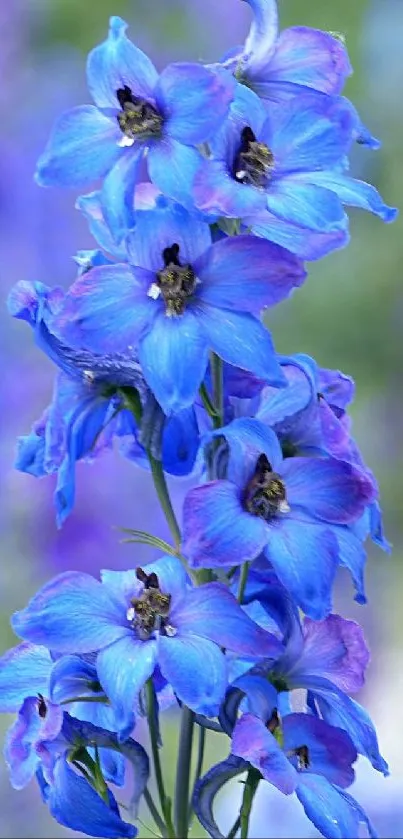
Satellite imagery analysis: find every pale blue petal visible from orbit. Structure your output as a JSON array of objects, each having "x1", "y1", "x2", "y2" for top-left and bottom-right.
[
  {"x1": 292, "y1": 170, "x2": 398, "y2": 223},
  {"x1": 158, "y1": 63, "x2": 234, "y2": 144},
  {"x1": 266, "y1": 180, "x2": 345, "y2": 232},
  {"x1": 97, "y1": 636, "x2": 158, "y2": 741},
  {"x1": 126, "y1": 199, "x2": 211, "y2": 271},
  {"x1": 101, "y1": 148, "x2": 144, "y2": 244},
  {"x1": 158, "y1": 633, "x2": 227, "y2": 716},
  {"x1": 296, "y1": 774, "x2": 362, "y2": 839},
  {"x1": 242, "y1": 0, "x2": 278, "y2": 75},
  {"x1": 249, "y1": 209, "x2": 349, "y2": 260},
  {"x1": 148, "y1": 138, "x2": 203, "y2": 211},
  {"x1": 0, "y1": 644, "x2": 52, "y2": 712}
]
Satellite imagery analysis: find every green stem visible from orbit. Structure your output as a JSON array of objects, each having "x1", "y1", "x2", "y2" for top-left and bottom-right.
[
  {"x1": 240, "y1": 768, "x2": 260, "y2": 839},
  {"x1": 144, "y1": 787, "x2": 167, "y2": 838},
  {"x1": 174, "y1": 706, "x2": 195, "y2": 838},
  {"x1": 199, "y1": 382, "x2": 221, "y2": 430},
  {"x1": 237, "y1": 562, "x2": 250, "y2": 604},
  {"x1": 146, "y1": 450, "x2": 181, "y2": 549},
  {"x1": 188, "y1": 723, "x2": 206, "y2": 821},
  {"x1": 146, "y1": 680, "x2": 175, "y2": 837},
  {"x1": 210, "y1": 352, "x2": 224, "y2": 427},
  {"x1": 227, "y1": 815, "x2": 241, "y2": 839}
]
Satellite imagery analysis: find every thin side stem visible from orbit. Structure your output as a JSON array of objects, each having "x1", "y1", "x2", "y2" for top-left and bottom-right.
[
  {"x1": 188, "y1": 723, "x2": 206, "y2": 820},
  {"x1": 227, "y1": 815, "x2": 241, "y2": 838},
  {"x1": 147, "y1": 450, "x2": 181, "y2": 549},
  {"x1": 210, "y1": 352, "x2": 224, "y2": 427},
  {"x1": 240, "y1": 768, "x2": 260, "y2": 839},
  {"x1": 237, "y1": 562, "x2": 250, "y2": 604},
  {"x1": 144, "y1": 787, "x2": 167, "y2": 838},
  {"x1": 174, "y1": 706, "x2": 195, "y2": 838},
  {"x1": 199, "y1": 382, "x2": 221, "y2": 429},
  {"x1": 146, "y1": 679, "x2": 175, "y2": 837}
]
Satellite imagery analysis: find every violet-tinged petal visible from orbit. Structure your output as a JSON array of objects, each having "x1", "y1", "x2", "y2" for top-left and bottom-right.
[
  {"x1": 46, "y1": 756, "x2": 137, "y2": 838},
  {"x1": 334, "y1": 526, "x2": 368, "y2": 605},
  {"x1": 0, "y1": 644, "x2": 52, "y2": 713},
  {"x1": 264, "y1": 518, "x2": 339, "y2": 620},
  {"x1": 172, "y1": 583, "x2": 283, "y2": 659},
  {"x1": 283, "y1": 713, "x2": 357, "y2": 788},
  {"x1": 97, "y1": 636, "x2": 158, "y2": 741},
  {"x1": 5, "y1": 696, "x2": 64, "y2": 790},
  {"x1": 296, "y1": 774, "x2": 366, "y2": 839},
  {"x1": 158, "y1": 63, "x2": 234, "y2": 145},
  {"x1": 87, "y1": 16, "x2": 158, "y2": 109},
  {"x1": 195, "y1": 235, "x2": 306, "y2": 314},
  {"x1": 12, "y1": 572, "x2": 127, "y2": 653},
  {"x1": 281, "y1": 457, "x2": 375, "y2": 524},
  {"x1": 193, "y1": 755, "x2": 248, "y2": 839},
  {"x1": 138, "y1": 309, "x2": 209, "y2": 415},
  {"x1": 158, "y1": 633, "x2": 227, "y2": 717},
  {"x1": 264, "y1": 27, "x2": 352, "y2": 94},
  {"x1": 232, "y1": 713, "x2": 297, "y2": 794},
  {"x1": 289, "y1": 614, "x2": 370, "y2": 694},
  {"x1": 36, "y1": 106, "x2": 122, "y2": 188},
  {"x1": 215, "y1": 417, "x2": 284, "y2": 481},
  {"x1": 195, "y1": 303, "x2": 286, "y2": 387},
  {"x1": 193, "y1": 159, "x2": 268, "y2": 218},
  {"x1": 56, "y1": 263, "x2": 156, "y2": 355},
  {"x1": 182, "y1": 481, "x2": 269, "y2": 569}
]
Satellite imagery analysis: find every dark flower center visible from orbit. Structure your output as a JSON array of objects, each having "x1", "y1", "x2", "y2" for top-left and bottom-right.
[
  {"x1": 266, "y1": 709, "x2": 280, "y2": 734},
  {"x1": 116, "y1": 85, "x2": 162, "y2": 142},
  {"x1": 243, "y1": 453, "x2": 289, "y2": 520},
  {"x1": 233, "y1": 126, "x2": 275, "y2": 188},
  {"x1": 127, "y1": 567, "x2": 174, "y2": 640},
  {"x1": 37, "y1": 694, "x2": 47, "y2": 718},
  {"x1": 290, "y1": 744, "x2": 311, "y2": 771},
  {"x1": 150, "y1": 243, "x2": 198, "y2": 316}
]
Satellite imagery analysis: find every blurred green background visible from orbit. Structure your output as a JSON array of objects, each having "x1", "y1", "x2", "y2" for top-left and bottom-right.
[{"x1": 0, "y1": 0, "x2": 402, "y2": 836}]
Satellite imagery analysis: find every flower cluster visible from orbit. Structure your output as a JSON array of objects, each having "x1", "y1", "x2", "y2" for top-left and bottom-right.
[{"x1": 4, "y1": 2, "x2": 396, "y2": 837}]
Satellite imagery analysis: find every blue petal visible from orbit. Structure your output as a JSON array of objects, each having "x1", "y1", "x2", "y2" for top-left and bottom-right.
[
  {"x1": 72, "y1": 702, "x2": 126, "y2": 787},
  {"x1": 193, "y1": 755, "x2": 248, "y2": 839},
  {"x1": 12, "y1": 572, "x2": 127, "y2": 653},
  {"x1": 280, "y1": 457, "x2": 375, "y2": 524},
  {"x1": 126, "y1": 198, "x2": 211, "y2": 270},
  {"x1": 87, "y1": 16, "x2": 158, "y2": 108},
  {"x1": 293, "y1": 170, "x2": 398, "y2": 223},
  {"x1": 5, "y1": 696, "x2": 63, "y2": 789},
  {"x1": 49, "y1": 655, "x2": 100, "y2": 704},
  {"x1": 76, "y1": 192, "x2": 126, "y2": 259},
  {"x1": 336, "y1": 789, "x2": 379, "y2": 839},
  {"x1": 182, "y1": 480, "x2": 269, "y2": 569},
  {"x1": 193, "y1": 159, "x2": 267, "y2": 218},
  {"x1": 158, "y1": 633, "x2": 227, "y2": 716},
  {"x1": 242, "y1": 0, "x2": 278, "y2": 76},
  {"x1": 148, "y1": 138, "x2": 204, "y2": 211},
  {"x1": 261, "y1": 27, "x2": 352, "y2": 94},
  {"x1": 36, "y1": 106, "x2": 122, "y2": 188},
  {"x1": 249, "y1": 209, "x2": 349, "y2": 259},
  {"x1": 266, "y1": 180, "x2": 345, "y2": 232},
  {"x1": 158, "y1": 63, "x2": 234, "y2": 145},
  {"x1": 283, "y1": 713, "x2": 357, "y2": 788},
  {"x1": 195, "y1": 235, "x2": 306, "y2": 314},
  {"x1": 101, "y1": 148, "x2": 144, "y2": 245},
  {"x1": 270, "y1": 94, "x2": 355, "y2": 172},
  {"x1": 211, "y1": 417, "x2": 284, "y2": 485},
  {"x1": 195, "y1": 303, "x2": 286, "y2": 386},
  {"x1": 256, "y1": 357, "x2": 315, "y2": 427},
  {"x1": 162, "y1": 407, "x2": 200, "y2": 476},
  {"x1": 296, "y1": 774, "x2": 365, "y2": 839},
  {"x1": 264, "y1": 518, "x2": 339, "y2": 619},
  {"x1": 172, "y1": 583, "x2": 283, "y2": 659},
  {"x1": 232, "y1": 673, "x2": 278, "y2": 721},
  {"x1": 307, "y1": 678, "x2": 389, "y2": 776},
  {"x1": 15, "y1": 431, "x2": 46, "y2": 477},
  {"x1": 333, "y1": 526, "x2": 367, "y2": 604},
  {"x1": 139, "y1": 309, "x2": 209, "y2": 414},
  {"x1": 57, "y1": 263, "x2": 156, "y2": 355},
  {"x1": 232, "y1": 713, "x2": 297, "y2": 793},
  {"x1": 0, "y1": 643, "x2": 52, "y2": 712},
  {"x1": 46, "y1": 757, "x2": 136, "y2": 838},
  {"x1": 138, "y1": 554, "x2": 188, "y2": 609},
  {"x1": 97, "y1": 636, "x2": 158, "y2": 741}
]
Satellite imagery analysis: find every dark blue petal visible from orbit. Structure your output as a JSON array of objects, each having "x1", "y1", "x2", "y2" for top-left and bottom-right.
[
  {"x1": 283, "y1": 713, "x2": 357, "y2": 788},
  {"x1": 158, "y1": 633, "x2": 227, "y2": 716},
  {"x1": 196, "y1": 235, "x2": 306, "y2": 314},
  {"x1": 56, "y1": 264, "x2": 156, "y2": 355},
  {"x1": 148, "y1": 138, "x2": 204, "y2": 211},
  {"x1": 182, "y1": 481, "x2": 269, "y2": 569},
  {"x1": 87, "y1": 16, "x2": 158, "y2": 108},
  {"x1": 97, "y1": 636, "x2": 158, "y2": 741},
  {"x1": 0, "y1": 643, "x2": 52, "y2": 712},
  {"x1": 232, "y1": 713, "x2": 297, "y2": 793},
  {"x1": 333, "y1": 526, "x2": 367, "y2": 604},
  {"x1": 281, "y1": 457, "x2": 376, "y2": 524},
  {"x1": 195, "y1": 303, "x2": 286, "y2": 387},
  {"x1": 232, "y1": 673, "x2": 278, "y2": 721},
  {"x1": 296, "y1": 774, "x2": 365, "y2": 839},
  {"x1": 264, "y1": 518, "x2": 339, "y2": 619},
  {"x1": 12, "y1": 572, "x2": 127, "y2": 653},
  {"x1": 36, "y1": 106, "x2": 122, "y2": 188},
  {"x1": 172, "y1": 583, "x2": 283, "y2": 659},
  {"x1": 158, "y1": 63, "x2": 234, "y2": 144},
  {"x1": 162, "y1": 407, "x2": 200, "y2": 476},
  {"x1": 49, "y1": 655, "x2": 100, "y2": 704},
  {"x1": 139, "y1": 309, "x2": 209, "y2": 414},
  {"x1": 126, "y1": 197, "x2": 211, "y2": 270},
  {"x1": 193, "y1": 755, "x2": 248, "y2": 839},
  {"x1": 46, "y1": 757, "x2": 136, "y2": 838}
]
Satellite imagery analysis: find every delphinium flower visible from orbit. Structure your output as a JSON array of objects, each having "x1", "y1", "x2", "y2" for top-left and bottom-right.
[{"x1": 3, "y1": 1, "x2": 397, "y2": 838}]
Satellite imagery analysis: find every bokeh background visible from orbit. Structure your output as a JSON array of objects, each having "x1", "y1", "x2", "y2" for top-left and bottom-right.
[{"x1": 0, "y1": 0, "x2": 402, "y2": 836}]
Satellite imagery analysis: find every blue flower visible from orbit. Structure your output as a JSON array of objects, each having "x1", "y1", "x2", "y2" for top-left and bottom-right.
[
  {"x1": 53, "y1": 196, "x2": 306, "y2": 414},
  {"x1": 11, "y1": 555, "x2": 283, "y2": 740},
  {"x1": 193, "y1": 84, "x2": 396, "y2": 259},
  {"x1": 182, "y1": 418, "x2": 375, "y2": 618},
  {"x1": 36, "y1": 16, "x2": 235, "y2": 237}
]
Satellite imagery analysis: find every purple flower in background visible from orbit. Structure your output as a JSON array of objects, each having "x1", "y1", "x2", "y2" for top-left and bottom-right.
[{"x1": 11, "y1": 555, "x2": 283, "y2": 739}]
